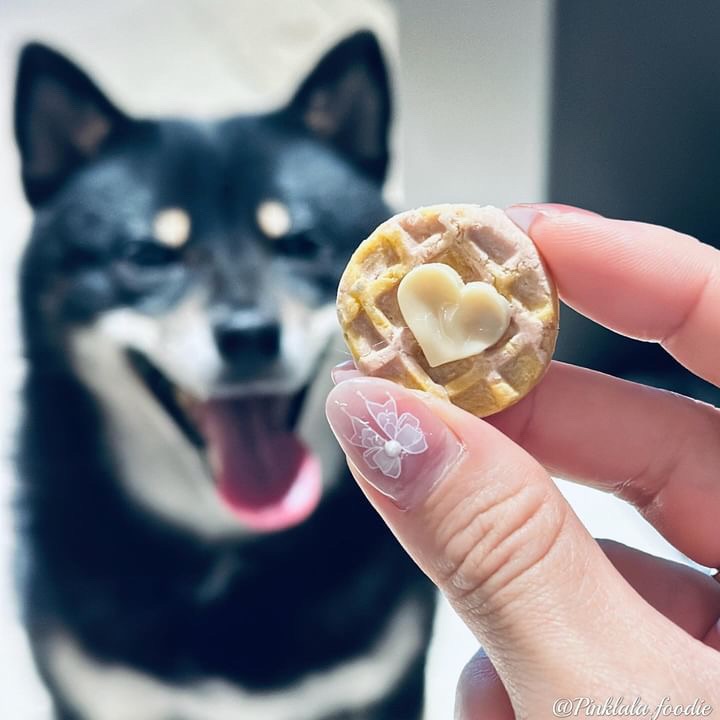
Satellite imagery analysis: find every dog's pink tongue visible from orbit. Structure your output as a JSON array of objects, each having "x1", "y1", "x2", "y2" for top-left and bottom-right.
[{"x1": 199, "y1": 398, "x2": 321, "y2": 532}]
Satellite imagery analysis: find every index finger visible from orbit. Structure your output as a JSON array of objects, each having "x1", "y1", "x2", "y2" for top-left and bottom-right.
[{"x1": 505, "y1": 204, "x2": 720, "y2": 386}]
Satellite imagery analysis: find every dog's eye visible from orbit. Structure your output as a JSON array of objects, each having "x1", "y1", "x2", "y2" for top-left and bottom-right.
[
  {"x1": 255, "y1": 199, "x2": 321, "y2": 258},
  {"x1": 120, "y1": 240, "x2": 179, "y2": 267},
  {"x1": 256, "y1": 200, "x2": 292, "y2": 239}
]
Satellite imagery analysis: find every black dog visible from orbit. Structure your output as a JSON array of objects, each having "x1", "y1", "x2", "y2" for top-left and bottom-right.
[{"x1": 13, "y1": 32, "x2": 436, "y2": 720}]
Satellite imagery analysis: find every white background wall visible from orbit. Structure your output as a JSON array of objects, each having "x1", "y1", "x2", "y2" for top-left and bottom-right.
[{"x1": 394, "y1": 0, "x2": 551, "y2": 207}]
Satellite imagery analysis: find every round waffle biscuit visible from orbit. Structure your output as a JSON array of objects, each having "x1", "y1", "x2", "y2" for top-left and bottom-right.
[{"x1": 336, "y1": 204, "x2": 559, "y2": 417}]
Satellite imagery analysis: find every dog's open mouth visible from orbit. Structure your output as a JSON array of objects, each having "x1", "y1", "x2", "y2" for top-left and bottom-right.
[{"x1": 128, "y1": 351, "x2": 322, "y2": 532}]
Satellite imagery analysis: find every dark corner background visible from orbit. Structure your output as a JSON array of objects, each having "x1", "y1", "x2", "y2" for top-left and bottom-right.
[{"x1": 550, "y1": 0, "x2": 720, "y2": 403}]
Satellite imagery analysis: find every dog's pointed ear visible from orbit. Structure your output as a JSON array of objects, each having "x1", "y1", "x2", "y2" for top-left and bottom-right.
[
  {"x1": 288, "y1": 31, "x2": 391, "y2": 182},
  {"x1": 14, "y1": 43, "x2": 129, "y2": 206}
]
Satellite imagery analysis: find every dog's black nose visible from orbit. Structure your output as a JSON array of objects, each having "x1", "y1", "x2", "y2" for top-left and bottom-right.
[{"x1": 214, "y1": 314, "x2": 281, "y2": 370}]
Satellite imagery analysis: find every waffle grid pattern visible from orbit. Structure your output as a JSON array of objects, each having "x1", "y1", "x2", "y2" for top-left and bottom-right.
[{"x1": 338, "y1": 205, "x2": 558, "y2": 416}]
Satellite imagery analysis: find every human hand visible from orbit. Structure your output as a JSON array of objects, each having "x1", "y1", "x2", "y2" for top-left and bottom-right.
[{"x1": 325, "y1": 204, "x2": 720, "y2": 719}]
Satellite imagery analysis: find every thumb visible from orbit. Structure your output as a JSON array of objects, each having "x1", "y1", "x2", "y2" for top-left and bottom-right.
[{"x1": 325, "y1": 377, "x2": 700, "y2": 704}]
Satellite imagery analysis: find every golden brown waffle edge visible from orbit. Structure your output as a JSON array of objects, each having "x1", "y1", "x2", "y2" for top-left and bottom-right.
[{"x1": 337, "y1": 204, "x2": 559, "y2": 417}]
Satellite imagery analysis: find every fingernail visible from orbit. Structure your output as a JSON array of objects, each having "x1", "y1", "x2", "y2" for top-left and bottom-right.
[
  {"x1": 504, "y1": 206, "x2": 541, "y2": 235},
  {"x1": 331, "y1": 360, "x2": 361, "y2": 385},
  {"x1": 325, "y1": 377, "x2": 465, "y2": 509},
  {"x1": 505, "y1": 203, "x2": 601, "y2": 234}
]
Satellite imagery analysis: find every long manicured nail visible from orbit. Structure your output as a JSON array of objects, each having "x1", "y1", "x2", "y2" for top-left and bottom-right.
[
  {"x1": 505, "y1": 203, "x2": 601, "y2": 234},
  {"x1": 325, "y1": 377, "x2": 464, "y2": 509},
  {"x1": 331, "y1": 360, "x2": 361, "y2": 385}
]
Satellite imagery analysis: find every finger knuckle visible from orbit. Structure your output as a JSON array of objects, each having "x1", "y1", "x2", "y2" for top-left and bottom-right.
[{"x1": 434, "y1": 475, "x2": 567, "y2": 617}]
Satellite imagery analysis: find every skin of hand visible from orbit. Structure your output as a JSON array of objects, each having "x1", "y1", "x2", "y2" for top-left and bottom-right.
[{"x1": 325, "y1": 203, "x2": 720, "y2": 719}]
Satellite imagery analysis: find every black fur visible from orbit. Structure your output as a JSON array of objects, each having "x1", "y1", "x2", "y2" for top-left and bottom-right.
[{"x1": 14, "y1": 33, "x2": 435, "y2": 719}]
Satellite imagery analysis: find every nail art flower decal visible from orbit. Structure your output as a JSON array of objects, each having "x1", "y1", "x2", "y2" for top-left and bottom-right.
[{"x1": 345, "y1": 393, "x2": 428, "y2": 478}]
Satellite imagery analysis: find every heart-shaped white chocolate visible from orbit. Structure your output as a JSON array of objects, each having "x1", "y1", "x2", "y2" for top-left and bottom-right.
[{"x1": 397, "y1": 263, "x2": 511, "y2": 367}]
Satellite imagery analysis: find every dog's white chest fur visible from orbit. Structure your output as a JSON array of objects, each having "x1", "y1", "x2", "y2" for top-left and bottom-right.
[{"x1": 47, "y1": 598, "x2": 424, "y2": 720}]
